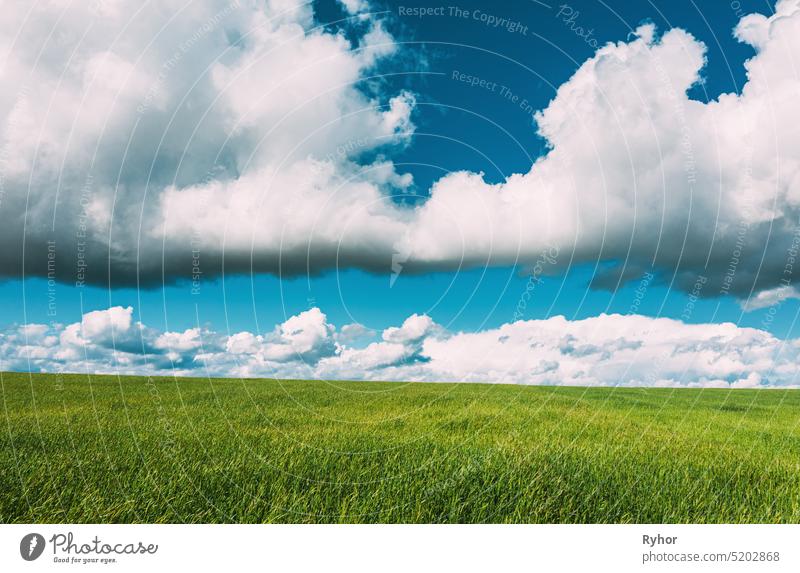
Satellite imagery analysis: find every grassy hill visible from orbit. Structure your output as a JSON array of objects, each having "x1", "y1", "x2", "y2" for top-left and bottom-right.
[{"x1": 1, "y1": 371, "x2": 799, "y2": 523}]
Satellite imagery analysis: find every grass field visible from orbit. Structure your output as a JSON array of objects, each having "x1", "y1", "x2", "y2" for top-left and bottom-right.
[{"x1": 1, "y1": 371, "x2": 799, "y2": 523}]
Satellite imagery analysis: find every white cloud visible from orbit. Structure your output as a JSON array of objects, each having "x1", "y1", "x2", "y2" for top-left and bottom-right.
[
  {"x1": 381, "y1": 313, "x2": 438, "y2": 344},
  {"x1": 80, "y1": 306, "x2": 133, "y2": 341},
  {"x1": 322, "y1": 341, "x2": 411, "y2": 371},
  {"x1": 395, "y1": 4, "x2": 800, "y2": 299},
  {"x1": 226, "y1": 331, "x2": 263, "y2": 355},
  {"x1": 338, "y1": 0, "x2": 367, "y2": 15},
  {"x1": 4, "y1": 306, "x2": 799, "y2": 388},
  {"x1": 224, "y1": 308, "x2": 336, "y2": 373},
  {"x1": 336, "y1": 323, "x2": 375, "y2": 344},
  {"x1": 19, "y1": 324, "x2": 49, "y2": 340},
  {"x1": 417, "y1": 314, "x2": 786, "y2": 387},
  {"x1": 0, "y1": 0, "x2": 415, "y2": 284},
  {"x1": 262, "y1": 307, "x2": 336, "y2": 362},
  {"x1": 154, "y1": 328, "x2": 204, "y2": 353},
  {"x1": 740, "y1": 285, "x2": 800, "y2": 311}
]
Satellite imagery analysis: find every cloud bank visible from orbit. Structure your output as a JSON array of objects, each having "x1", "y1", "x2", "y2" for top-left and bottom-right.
[
  {"x1": 4, "y1": 306, "x2": 799, "y2": 388},
  {"x1": 2, "y1": 0, "x2": 800, "y2": 305},
  {"x1": 0, "y1": 0, "x2": 415, "y2": 284}
]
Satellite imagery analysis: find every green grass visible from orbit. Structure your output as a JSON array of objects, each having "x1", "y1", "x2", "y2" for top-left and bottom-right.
[{"x1": 2, "y1": 371, "x2": 799, "y2": 523}]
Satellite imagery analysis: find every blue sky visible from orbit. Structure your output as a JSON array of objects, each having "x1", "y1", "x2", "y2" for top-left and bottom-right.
[
  {"x1": 3, "y1": 0, "x2": 800, "y2": 386},
  {"x1": 7, "y1": 261, "x2": 799, "y2": 339},
  {"x1": 2, "y1": 0, "x2": 795, "y2": 335}
]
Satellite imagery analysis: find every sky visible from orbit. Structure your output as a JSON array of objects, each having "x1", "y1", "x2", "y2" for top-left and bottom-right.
[{"x1": 2, "y1": 0, "x2": 800, "y2": 386}]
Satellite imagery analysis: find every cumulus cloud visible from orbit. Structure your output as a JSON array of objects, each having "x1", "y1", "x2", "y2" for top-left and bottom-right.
[
  {"x1": 4, "y1": 306, "x2": 799, "y2": 388},
  {"x1": 80, "y1": 306, "x2": 133, "y2": 341},
  {"x1": 3, "y1": 0, "x2": 800, "y2": 305},
  {"x1": 397, "y1": 1, "x2": 800, "y2": 299},
  {"x1": 381, "y1": 313, "x2": 439, "y2": 344},
  {"x1": 336, "y1": 322, "x2": 375, "y2": 344},
  {"x1": 0, "y1": 0, "x2": 415, "y2": 284},
  {"x1": 417, "y1": 314, "x2": 796, "y2": 387},
  {"x1": 740, "y1": 285, "x2": 800, "y2": 311},
  {"x1": 226, "y1": 307, "x2": 336, "y2": 363}
]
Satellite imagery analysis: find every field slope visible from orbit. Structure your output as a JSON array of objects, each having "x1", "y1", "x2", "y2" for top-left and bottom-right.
[{"x1": 1, "y1": 372, "x2": 799, "y2": 523}]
